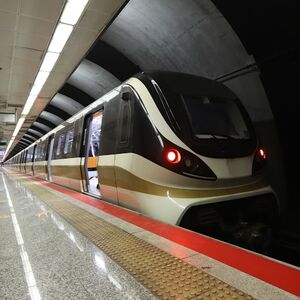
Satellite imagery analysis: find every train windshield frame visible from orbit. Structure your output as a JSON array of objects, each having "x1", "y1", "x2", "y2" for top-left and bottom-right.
[
  {"x1": 137, "y1": 72, "x2": 257, "y2": 158},
  {"x1": 181, "y1": 95, "x2": 251, "y2": 141}
]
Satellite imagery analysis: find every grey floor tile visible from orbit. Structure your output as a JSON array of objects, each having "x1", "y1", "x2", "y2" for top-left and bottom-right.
[{"x1": 0, "y1": 171, "x2": 155, "y2": 300}]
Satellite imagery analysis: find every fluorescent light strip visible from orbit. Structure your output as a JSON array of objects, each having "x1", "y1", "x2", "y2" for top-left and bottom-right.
[
  {"x1": 34, "y1": 71, "x2": 50, "y2": 86},
  {"x1": 48, "y1": 23, "x2": 73, "y2": 53},
  {"x1": 12, "y1": 117, "x2": 25, "y2": 138},
  {"x1": 40, "y1": 52, "x2": 60, "y2": 72},
  {"x1": 4, "y1": 0, "x2": 90, "y2": 161},
  {"x1": 30, "y1": 84, "x2": 43, "y2": 96},
  {"x1": 22, "y1": 95, "x2": 37, "y2": 115},
  {"x1": 61, "y1": 0, "x2": 89, "y2": 25}
]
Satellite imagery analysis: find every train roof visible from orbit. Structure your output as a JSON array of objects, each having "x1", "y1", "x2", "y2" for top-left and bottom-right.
[
  {"x1": 11, "y1": 71, "x2": 238, "y2": 157},
  {"x1": 135, "y1": 71, "x2": 236, "y2": 99}
]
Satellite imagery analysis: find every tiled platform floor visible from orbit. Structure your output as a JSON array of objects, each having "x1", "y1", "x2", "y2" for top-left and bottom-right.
[
  {"x1": 1, "y1": 169, "x2": 299, "y2": 300},
  {"x1": 0, "y1": 171, "x2": 154, "y2": 300}
]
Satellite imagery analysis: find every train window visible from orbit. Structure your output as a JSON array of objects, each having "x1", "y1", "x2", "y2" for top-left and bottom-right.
[
  {"x1": 35, "y1": 145, "x2": 40, "y2": 160},
  {"x1": 36, "y1": 143, "x2": 44, "y2": 161},
  {"x1": 39, "y1": 145, "x2": 44, "y2": 160},
  {"x1": 119, "y1": 99, "x2": 132, "y2": 146},
  {"x1": 64, "y1": 129, "x2": 74, "y2": 154},
  {"x1": 56, "y1": 134, "x2": 65, "y2": 156},
  {"x1": 27, "y1": 148, "x2": 33, "y2": 162},
  {"x1": 181, "y1": 95, "x2": 250, "y2": 140}
]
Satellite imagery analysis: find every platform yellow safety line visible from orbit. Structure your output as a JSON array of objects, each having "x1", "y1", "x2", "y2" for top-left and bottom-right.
[{"x1": 13, "y1": 173, "x2": 253, "y2": 300}]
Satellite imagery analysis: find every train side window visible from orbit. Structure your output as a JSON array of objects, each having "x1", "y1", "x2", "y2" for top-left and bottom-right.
[
  {"x1": 27, "y1": 148, "x2": 33, "y2": 162},
  {"x1": 38, "y1": 145, "x2": 42, "y2": 160},
  {"x1": 120, "y1": 101, "x2": 130, "y2": 143},
  {"x1": 64, "y1": 129, "x2": 74, "y2": 155},
  {"x1": 35, "y1": 145, "x2": 39, "y2": 160},
  {"x1": 56, "y1": 134, "x2": 65, "y2": 156},
  {"x1": 117, "y1": 86, "x2": 135, "y2": 152},
  {"x1": 40, "y1": 143, "x2": 46, "y2": 161}
]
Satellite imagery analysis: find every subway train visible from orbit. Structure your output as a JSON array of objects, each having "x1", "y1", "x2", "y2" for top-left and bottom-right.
[{"x1": 7, "y1": 71, "x2": 279, "y2": 251}]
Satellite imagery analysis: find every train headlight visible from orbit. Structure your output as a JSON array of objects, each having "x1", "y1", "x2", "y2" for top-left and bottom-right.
[
  {"x1": 160, "y1": 137, "x2": 216, "y2": 180},
  {"x1": 166, "y1": 149, "x2": 181, "y2": 164}
]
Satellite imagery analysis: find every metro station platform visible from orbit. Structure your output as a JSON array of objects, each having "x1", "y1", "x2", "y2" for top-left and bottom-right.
[{"x1": 1, "y1": 168, "x2": 299, "y2": 300}]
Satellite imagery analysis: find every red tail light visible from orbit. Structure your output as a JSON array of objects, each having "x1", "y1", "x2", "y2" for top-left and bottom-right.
[
  {"x1": 165, "y1": 149, "x2": 181, "y2": 164},
  {"x1": 258, "y1": 148, "x2": 266, "y2": 159},
  {"x1": 252, "y1": 147, "x2": 267, "y2": 174}
]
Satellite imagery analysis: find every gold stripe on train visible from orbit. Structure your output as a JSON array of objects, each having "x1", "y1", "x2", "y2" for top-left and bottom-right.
[
  {"x1": 99, "y1": 166, "x2": 267, "y2": 198},
  {"x1": 51, "y1": 165, "x2": 82, "y2": 180}
]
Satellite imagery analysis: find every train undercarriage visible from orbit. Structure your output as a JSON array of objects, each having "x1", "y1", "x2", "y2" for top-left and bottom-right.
[{"x1": 180, "y1": 193, "x2": 279, "y2": 253}]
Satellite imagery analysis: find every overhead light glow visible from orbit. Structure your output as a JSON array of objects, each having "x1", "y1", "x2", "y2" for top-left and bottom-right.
[
  {"x1": 4, "y1": 140, "x2": 14, "y2": 156},
  {"x1": 22, "y1": 95, "x2": 37, "y2": 115},
  {"x1": 30, "y1": 84, "x2": 43, "y2": 96},
  {"x1": 60, "y1": 0, "x2": 89, "y2": 25},
  {"x1": 48, "y1": 23, "x2": 73, "y2": 53},
  {"x1": 4, "y1": 0, "x2": 90, "y2": 161},
  {"x1": 34, "y1": 71, "x2": 50, "y2": 86},
  {"x1": 12, "y1": 117, "x2": 25, "y2": 138},
  {"x1": 40, "y1": 52, "x2": 60, "y2": 72}
]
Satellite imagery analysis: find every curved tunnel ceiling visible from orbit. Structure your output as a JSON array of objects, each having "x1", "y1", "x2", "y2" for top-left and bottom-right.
[
  {"x1": 101, "y1": 0, "x2": 273, "y2": 123},
  {"x1": 27, "y1": 129, "x2": 43, "y2": 138},
  {"x1": 45, "y1": 105, "x2": 71, "y2": 121},
  {"x1": 18, "y1": 0, "x2": 274, "y2": 154},
  {"x1": 50, "y1": 94, "x2": 84, "y2": 115},
  {"x1": 10, "y1": 0, "x2": 294, "y2": 196},
  {"x1": 102, "y1": 0, "x2": 249, "y2": 76},
  {"x1": 23, "y1": 134, "x2": 37, "y2": 142},
  {"x1": 40, "y1": 111, "x2": 64, "y2": 127},
  {"x1": 67, "y1": 59, "x2": 121, "y2": 99},
  {"x1": 33, "y1": 122, "x2": 52, "y2": 133}
]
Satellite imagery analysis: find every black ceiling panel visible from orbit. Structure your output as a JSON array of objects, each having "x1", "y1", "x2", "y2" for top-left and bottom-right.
[
  {"x1": 21, "y1": 137, "x2": 35, "y2": 144},
  {"x1": 50, "y1": 93, "x2": 84, "y2": 115},
  {"x1": 19, "y1": 140, "x2": 31, "y2": 146},
  {"x1": 35, "y1": 118, "x2": 56, "y2": 130},
  {"x1": 86, "y1": 40, "x2": 140, "y2": 81},
  {"x1": 45, "y1": 104, "x2": 71, "y2": 121},
  {"x1": 30, "y1": 125, "x2": 47, "y2": 135},
  {"x1": 23, "y1": 134, "x2": 37, "y2": 142},
  {"x1": 40, "y1": 111, "x2": 64, "y2": 126},
  {"x1": 59, "y1": 83, "x2": 95, "y2": 106},
  {"x1": 25, "y1": 132, "x2": 40, "y2": 140}
]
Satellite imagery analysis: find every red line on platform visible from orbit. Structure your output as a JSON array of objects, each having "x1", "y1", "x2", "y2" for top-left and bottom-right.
[{"x1": 15, "y1": 172, "x2": 300, "y2": 296}]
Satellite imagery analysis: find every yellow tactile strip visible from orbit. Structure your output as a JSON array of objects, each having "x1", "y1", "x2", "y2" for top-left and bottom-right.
[{"x1": 17, "y1": 175, "x2": 254, "y2": 300}]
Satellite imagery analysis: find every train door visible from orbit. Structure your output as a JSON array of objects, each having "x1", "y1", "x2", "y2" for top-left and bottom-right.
[
  {"x1": 24, "y1": 150, "x2": 28, "y2": 173},
  {"x1": 32, "y1": 145, "x2": 36, "y2": 176},
  {"x1": 47, "y1": 135, "x2": 55, "y2": 181},
  {"x1": 83, "y1": 111, "x2": 103, "y2": 196}
]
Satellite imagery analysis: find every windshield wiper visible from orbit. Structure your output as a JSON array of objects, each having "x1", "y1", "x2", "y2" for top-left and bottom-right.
[{"x1": 196, "y1": 133, "x2": 236, "y2": 139}]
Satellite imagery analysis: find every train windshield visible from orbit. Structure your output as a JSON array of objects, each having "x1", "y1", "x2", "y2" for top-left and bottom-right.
[{"x1": 181, "y1": 95, "x2": 250, "y2": 140}]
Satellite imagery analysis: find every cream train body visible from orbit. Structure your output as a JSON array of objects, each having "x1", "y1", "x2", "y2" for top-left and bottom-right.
[{"x1": 8, "y1": 71, "x2": 279, "y2": 250}]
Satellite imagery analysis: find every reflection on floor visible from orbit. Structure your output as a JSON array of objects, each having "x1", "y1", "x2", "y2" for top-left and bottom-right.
[
  {"x1": 88, "y1": 169, "x2": 100, "y2": 196},
  {"x1": 0, "y1": 170, "x2": 154, "y2": 300}
]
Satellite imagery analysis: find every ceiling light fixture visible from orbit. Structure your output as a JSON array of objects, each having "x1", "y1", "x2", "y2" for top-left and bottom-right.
[
  {"x1": 40, "y1": 52, "x2": 60, "y2": 72},
  {"x1": 3, "y1": 0, "x2": 90, "y2": 161},
  {"x1": 34, "y1": 71, "x2": 50, "y2": 86},
  {"x1": 48, "y1": 23, "x2": 73, "y2": 53},
  {"x1": 60, "y1": 0, "x2": 89, "y2": 25}
]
